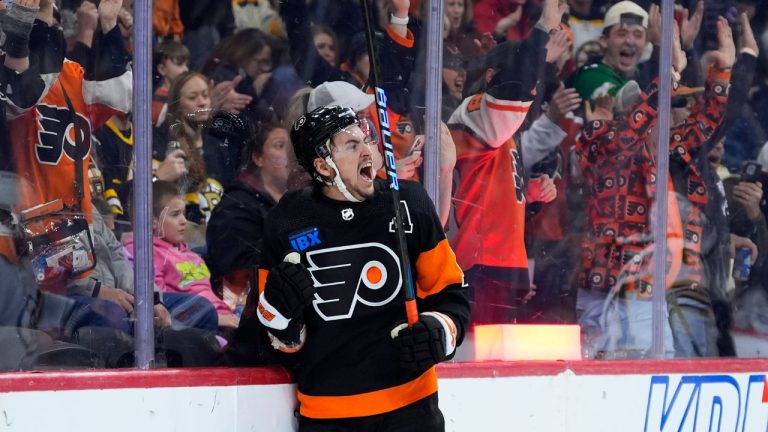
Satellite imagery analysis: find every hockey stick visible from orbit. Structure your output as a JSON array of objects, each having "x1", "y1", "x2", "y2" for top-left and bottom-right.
[{"x1": 360, "y1": 0, "x2": 419, "y2": 327}]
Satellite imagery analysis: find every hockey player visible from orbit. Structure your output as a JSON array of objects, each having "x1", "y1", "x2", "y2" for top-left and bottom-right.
[{"x1": 256, "y1": 105, "x2": 469, "y2": 430}]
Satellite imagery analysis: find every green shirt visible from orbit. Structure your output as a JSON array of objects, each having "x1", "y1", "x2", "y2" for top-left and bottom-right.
[{"x1": 573, "y1": 62, "x2": 627, "y2": 102}]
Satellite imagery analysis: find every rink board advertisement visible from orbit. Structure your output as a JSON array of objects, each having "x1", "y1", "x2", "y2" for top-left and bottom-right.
[{"x1": 0, "y1": 361, "x2": 767, "y2": 431}]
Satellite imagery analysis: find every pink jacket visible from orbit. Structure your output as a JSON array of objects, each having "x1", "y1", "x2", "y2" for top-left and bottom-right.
[{"x1": 123, "y1": 234, "x2": 232, "y2": 314}]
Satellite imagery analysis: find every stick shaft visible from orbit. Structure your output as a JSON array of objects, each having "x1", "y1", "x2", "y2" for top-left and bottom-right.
[{"x1": 360, "y1": 0, "x2": 418, "y2": 326}]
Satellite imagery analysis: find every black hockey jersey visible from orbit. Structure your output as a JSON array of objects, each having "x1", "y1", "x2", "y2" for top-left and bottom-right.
[{"x1": 258, "y1": 179, "x2": 469, "y2": 419}]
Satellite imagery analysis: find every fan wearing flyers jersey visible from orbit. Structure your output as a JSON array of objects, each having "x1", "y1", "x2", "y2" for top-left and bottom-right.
[
  {"x1": 446, "y1": 0, "x2": 565, "y2": 327},
  {"x1": 6, "y1": 0, "x2": 134, "y2": 315}
]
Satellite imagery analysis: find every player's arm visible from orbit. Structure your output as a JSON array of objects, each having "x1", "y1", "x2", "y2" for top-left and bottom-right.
[
  {"x1": 256, "y1": 224, "x2": 316, "y2": 354},
  {"x1": 391, "y1": 185, "x2": 470, "y2": 371}
]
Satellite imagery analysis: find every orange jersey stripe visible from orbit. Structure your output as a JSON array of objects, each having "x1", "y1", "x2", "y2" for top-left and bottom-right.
[
  {"x1": 415, "y1": 239, "x2": 463, "y2": 299},
  {"x1": 258, "y1": 268, "x2": 269, "y2": 294},
  {"x1": 297, "y1": 367, "x2": 438, "y2": 419},
  {"x1": 485, "y1": 100, "x2": 530, "y2": 112}
]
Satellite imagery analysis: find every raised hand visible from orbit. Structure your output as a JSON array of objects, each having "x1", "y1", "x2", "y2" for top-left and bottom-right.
[
  {"x1": 546, "y1": 84, "x2": 582, "y2": 124},
  {"x1": 584, "y1": 94, "x2": 614, "y2": 122},
  {"x1": 2, "y1": 0, "x2": 40, "y2": 59},
  {"x1": 680, "y1": 1, "x2": 704, "y2": 50},
  {"x1": 439, "y1": 122, "x2": 456, "y2": 173},
  {"x1": 545, "y1": 28, "x2": 570, "y2": 65},
  {"x1": 709, "y1": 16, "x2": 736, "y2": 69},
  {"x1": 391, "y1": 0, "x2": 409, "y2": 17},
  {"x1": 210, "y1": 76, "x2": 253, "y2": 114},
  {"x1": 77, "y1": 1, "x2": 99, "y2": 33},
  {"x1": 538, "y1": 0, "x2": 566, "y2": 33},
  {"x1": 98, "y1": 0, "x2": 123, "y2": 33},
  {"x1": 473, "y1": 32, "x2": 497, "y2": 54},
  {"x1": 648, "y1": 3, "x2": 662, "y2": 47},
  {"x1": 496, "y1": 7, "x2": 522, "y2": 36},
  {"x1": 672, "y1": 24, "x2": 687, "y2": 74},
  {"x1": 738, "y1": 12, "x2": 758, "y2": 56},
  {"x1": 733, "y1": 181, "x2": 764, "y2": 221}
]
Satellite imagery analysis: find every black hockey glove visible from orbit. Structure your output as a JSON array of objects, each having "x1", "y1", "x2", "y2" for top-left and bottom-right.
[
  {"x1": 391, "y1": 315, "x2": 448, "y2": 372},
  {"x1": 1, "y1": 2, "x2": 39, "y2": 58},
  {"x1": 262, "y1": 261, "x2": 315, "y2": 322}
]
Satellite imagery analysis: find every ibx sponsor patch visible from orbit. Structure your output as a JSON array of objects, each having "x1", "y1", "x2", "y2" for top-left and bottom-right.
[{"x1": 289, "y1": 227, "x2": 322, "y2": 252}]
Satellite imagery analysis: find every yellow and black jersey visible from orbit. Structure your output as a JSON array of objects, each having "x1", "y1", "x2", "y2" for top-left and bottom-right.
[{"x1": 259, "y1": 179, "x2": 469, "y2": 419}]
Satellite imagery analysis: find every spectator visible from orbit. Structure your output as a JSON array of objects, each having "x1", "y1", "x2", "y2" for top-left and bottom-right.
[
  {"x1": 232, "y1": 0, "x2": 286, "y2": 38},
  {"x1": 447, "y1": 0, "x2": 563, "y2": 325},
  {"x1": 575, "y1": 13, "x2": 734, "y2": 358},
  {"x1": 8, "y1": 0, "x2": 132, "y2": 302},
  {"x1": 153, "y1": 71, "x2": 230, "y2": 224},
  {"x1": 124, "y1": 181, "x2": 239, "y2": 330},
  {"x1": 280, "y1": 0, "x2": 414, "y2": 93},
  {"x1": 312, "y1": 25, "x2": 339, "y2": 67},
  {"x1": 93, "y1": 113, "x2": 134, "y2": 218},
  {"x1": 567, "y1": 0, "x2": 608, "y2": 58},
  {"x1": 178, "y1": 0, "x2": 234, "y2": 70},
  {"x1": 152, "y1": 40, "x2": 190, "y2": 127},
  {"x1": 207, "y1": 120, "x2": 295, "y2": 310},
  {"x1": 153, "y1": 0, "x2": 183, "y2": 41},
  {"x1": 571, "y1": 0, "x2": 650, "y2": 102},
  {"x1": 442, "y1": 45, "x2": 467, "y2": 121},
  {"x1": 200, "y1": 28, "x2": 276, "y2": 125},
  {"x1": 474, "y1": 0, "x2": 540, "y2": 43}
]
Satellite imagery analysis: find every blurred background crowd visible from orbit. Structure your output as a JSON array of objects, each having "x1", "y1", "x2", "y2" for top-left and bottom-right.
[{"x1": 1, "y1": 0, "x2": 767, "y2": 369}]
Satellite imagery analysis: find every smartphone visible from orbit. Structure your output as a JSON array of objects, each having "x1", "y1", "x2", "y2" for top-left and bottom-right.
[
  {"x1": 407, "y1": 136, "x2": 425, "y2": 157},
  {"x1": 741, "y1": 161, "x2": 762, "y2": 183}
]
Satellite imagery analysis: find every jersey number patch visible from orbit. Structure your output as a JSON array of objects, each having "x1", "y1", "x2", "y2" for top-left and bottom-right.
[{"x1": 307, "y1": 242, "x2": 402, "y2": 321}]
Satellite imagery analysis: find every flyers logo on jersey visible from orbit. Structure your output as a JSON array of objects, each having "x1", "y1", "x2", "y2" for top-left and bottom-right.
[
  {"x1": 307, "y1": 242, "x2": 401, "y2": 321},
  {"x1": 35, "y1": 104, "x2": 91, "y2": 165}
]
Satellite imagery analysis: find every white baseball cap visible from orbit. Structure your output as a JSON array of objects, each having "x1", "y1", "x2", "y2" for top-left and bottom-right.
[
  {"x1": 603, "y1": 1, "x2": 649, "y2": 30},
  {"x1": 307, "y1": 81, "x2": 375, "y2": 112}
]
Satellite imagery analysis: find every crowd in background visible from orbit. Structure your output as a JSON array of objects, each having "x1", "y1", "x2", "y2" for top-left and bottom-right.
[{"x1": 0, "y1": 0, "x2": 767, "y2": 369}]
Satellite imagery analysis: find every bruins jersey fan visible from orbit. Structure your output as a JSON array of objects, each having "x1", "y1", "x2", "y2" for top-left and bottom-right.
[{"x1": 256, "y1": 106, "x2": 469, "y2": 431}]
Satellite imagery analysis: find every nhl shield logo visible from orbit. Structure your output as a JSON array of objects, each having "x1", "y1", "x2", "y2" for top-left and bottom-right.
[{"x1": 341, "y1": 208, "x2": 354, "y2": 221}]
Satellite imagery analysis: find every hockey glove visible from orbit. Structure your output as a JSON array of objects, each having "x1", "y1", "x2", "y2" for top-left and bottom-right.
[
  {"x1": 258, "y1": 261, "x2": 315, "y2": 330},
  {"x1": 1, "y1": 1, "x2": 39, "y2": 58},
  {"x1": 391, "y1": 313, "x2": 457, "y2": 372}
]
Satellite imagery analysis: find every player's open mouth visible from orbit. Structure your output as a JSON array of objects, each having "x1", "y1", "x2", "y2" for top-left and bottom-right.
[{"x1": 359, "y1": 162, "x2": 374, "y2": 183}]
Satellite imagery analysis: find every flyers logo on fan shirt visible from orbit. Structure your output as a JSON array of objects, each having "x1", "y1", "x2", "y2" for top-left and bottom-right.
[
  {"x1": 306, "y1": 243, "x2": 401, "y2": 321},
  {"x1": 35, "y1": 104, "x2": 92, "y2": 165}
]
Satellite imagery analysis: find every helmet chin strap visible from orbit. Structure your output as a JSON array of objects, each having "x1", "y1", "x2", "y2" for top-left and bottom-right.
[{"x1": 323, "y1": 156, "x2": 362, "y2": 203}]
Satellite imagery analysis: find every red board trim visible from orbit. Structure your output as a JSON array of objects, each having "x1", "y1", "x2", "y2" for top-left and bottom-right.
[
  {"x1": 1, "y1": 359, "x2": 767, "y2": 393},
  {"x1": 0, "y1": 367, "x2": 294, "y2": 393}
]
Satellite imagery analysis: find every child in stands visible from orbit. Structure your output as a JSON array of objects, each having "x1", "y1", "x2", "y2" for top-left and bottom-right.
[{"x1": 124, "y1": 181, "x2": 239, "y2": 329}]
